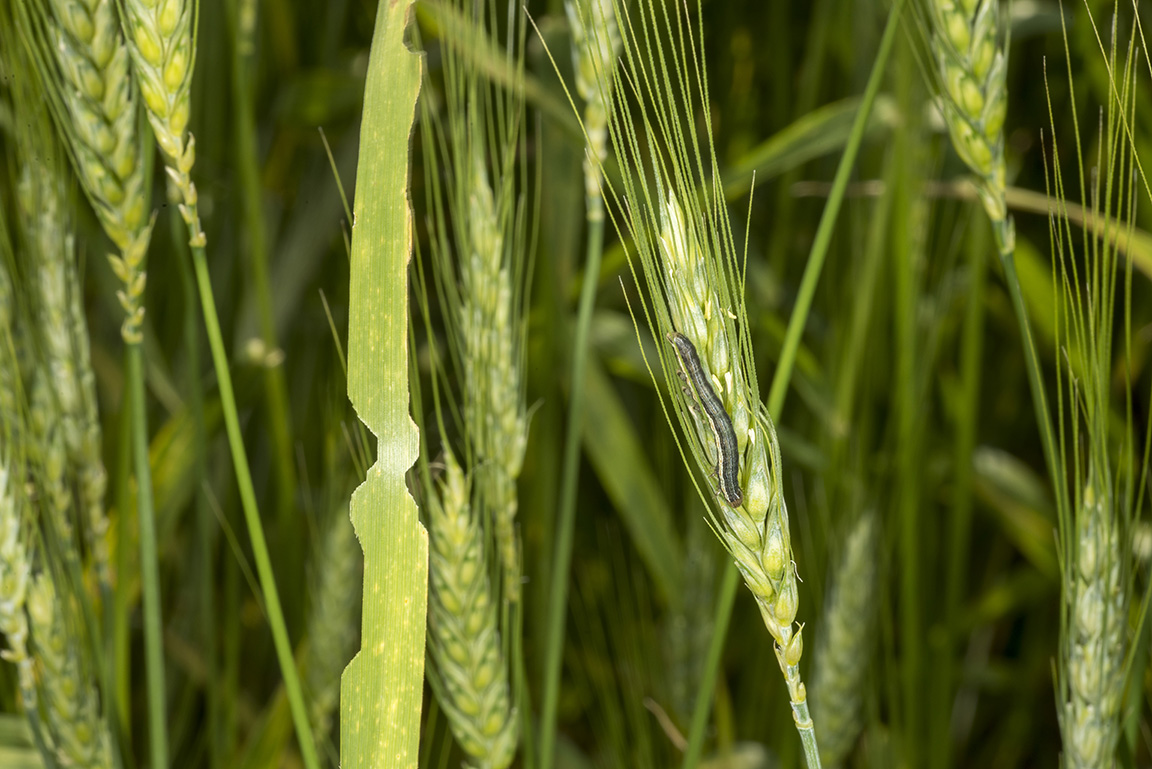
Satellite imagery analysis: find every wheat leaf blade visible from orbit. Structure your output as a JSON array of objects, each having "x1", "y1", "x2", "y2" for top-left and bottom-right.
[{"x1": 339, "y1": 0, "x2": 427, "y2": 767}]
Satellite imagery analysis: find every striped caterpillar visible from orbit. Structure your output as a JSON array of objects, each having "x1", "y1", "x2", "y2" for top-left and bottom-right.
[{"x1": 666, "y1": 331, "x2": 744, "y2": 507}]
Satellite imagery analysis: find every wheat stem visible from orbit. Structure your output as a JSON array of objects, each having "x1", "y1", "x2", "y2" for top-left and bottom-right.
[
  {"x1": 187, "y1": 241, "x2": 321, "y2": 769},
  {"x1": 124, "y1": 342, "x2": 168, "y2": 768},
  {"x1": 223, "y1": 0, "x2": 297, "y2": 522}
]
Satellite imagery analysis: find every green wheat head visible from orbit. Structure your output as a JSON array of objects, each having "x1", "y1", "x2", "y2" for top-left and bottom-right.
[
  {"x1": 551, "y1": 0, "x2": 816, "y2": 755},
  {"x1": 15, "y1": 0, "x2": 156, "y2": 343},
  {"x1": 120, "y1": 0, "x2": 206, "y2": 251},
  {"x1": 421, "y1": 0, "x2": 531, "y2": 604},
  {"x1": 927, "y1": 0, "x2": 1010, "y2": 233},
  {"x1": 1044, "y1": 16, "x2": 1144, "y2": 767},
  {"x1": 425, "y1": 451, "x2": 518, "y2": 769},
  {"x1": 414, "y1": 2, "x2": 530, "y2": 763}
]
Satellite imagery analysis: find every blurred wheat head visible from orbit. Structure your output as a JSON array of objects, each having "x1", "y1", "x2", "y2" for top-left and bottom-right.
[
  {"x1": 3, "y1": 25, "x2": 114, "y2": 590},
  {"x1": 811, "y1": 513, "x2": 878, "y2": 768},
  {"x1": 424, "y1": 451, "x2": 518, "y2": 769}
]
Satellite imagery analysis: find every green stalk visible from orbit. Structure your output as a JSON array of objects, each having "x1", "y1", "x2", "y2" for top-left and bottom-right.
[
  {"x1": 224, "y1": 0, "x2": 298, "y2": 523},
  {"x1": 682, "y1": 2, "x2": 905, "y2": 766},
  {"x1": 765, "y1": 0, "x2": 906, "y2": 418},
  {"x1": 187, "y1": 236, "x2": 320, "y2": 769},
  {"x1": 891, "y1": 75, "x2": 921, "y2": 761},
  {"x1": 174, "y1": 205, "x2": 220, "y2": 767},
  {"x1": 126, "y1": 342, "x2": 169, "y2": 769},
  {"x1": 539, "y1": 193, "x2": 604, "y2": 769}
]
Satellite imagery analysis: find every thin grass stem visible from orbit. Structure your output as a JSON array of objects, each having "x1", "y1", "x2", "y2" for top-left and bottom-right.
[
  {"x1": 173, "y1": 204, "x2": 220, "y2": 766},
  {"x1": 126, "y1": 342, "x2": 168, "y2": 769},
  {"x1": 188, "y1": 237, "x2": 321, "y2": 769}
]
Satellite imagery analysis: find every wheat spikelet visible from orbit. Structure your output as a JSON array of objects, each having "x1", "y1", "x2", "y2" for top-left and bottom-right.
[
  {"x1": 1060, "y1": 472, "x2": 1124, "y2": 768},
  {"x1": 426, "y1": 451, "x2": 517, "y2": 769},
  {"x1": 659, "y1": 191, "x2": 811, "y2": 740},
  {"x1": 22, "y1": 0, "x2": 150, "y2": 246},
  {"x1": 550, "y1": 0, "x2": 819, "y2": 758},
  {"x1": 811, "y1": 513, "x2": 878, "y2": 768},
  {"x1": 119, "y1": 0, "x2": 195, "y2": 161},
  {"x1": 928, "y1": 0, "x2": 1012, "y2": 246},
  {"x1": 424, "y1": 1, "x2": 531, "y2": 604},
  {"x1": 26, "y1": 573, "x2": 114, "y2": 768}
]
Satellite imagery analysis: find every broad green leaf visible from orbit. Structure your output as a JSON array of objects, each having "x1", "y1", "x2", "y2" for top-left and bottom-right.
[{"x1": 339, "y1": 0, "x2": 427, "y2": 767}]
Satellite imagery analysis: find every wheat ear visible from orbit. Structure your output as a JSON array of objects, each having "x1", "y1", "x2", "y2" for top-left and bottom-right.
[
  {"x1": 659, "y1": 192, "x2": 815, "y2": 757},
  {"x1": 16, "y1": 155, "x2": 112, "y2": 586},
  {"x1": 17, "y1": 0, "x2": 155, "y2": 344},
  {"x1": 459, "y1": 148, "x2": 528, "y2": 604},
  {"x1": 5, "y1": 13, "x2": 124, "y2": 584},
  {"x1": 1060, "y1": 472, "x2": 1124, "y2": 768},
  {"x1": 929, "y1": 0, "x2": 1012, "y2": 252},
  {"x1": 118, "y1": 0, "x2": 204, "y2": 249},
  {"x1": 565, "y1": 0, "x2": 622, "y2": 210},
  {"x1": 811, "y1": 513, "x2": 878, "y2": 768},
  {"x1": 426, "y1": 451, "x2": 517, "y2": 769}
]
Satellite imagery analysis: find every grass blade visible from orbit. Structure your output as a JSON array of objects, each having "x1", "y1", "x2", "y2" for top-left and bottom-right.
[{"x1": 338, "y1": 0, "x2": 427, "y2": 766}]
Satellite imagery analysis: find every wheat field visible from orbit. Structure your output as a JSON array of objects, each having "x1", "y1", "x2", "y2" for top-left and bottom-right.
[{"x1": 0, "y1": 1, "x2": 1150, "y2": 768}]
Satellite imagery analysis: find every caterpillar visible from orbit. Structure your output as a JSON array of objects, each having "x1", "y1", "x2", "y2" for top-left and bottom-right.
[{"x1": 666, "y1": 331, "x2": 744, "y2": 507}]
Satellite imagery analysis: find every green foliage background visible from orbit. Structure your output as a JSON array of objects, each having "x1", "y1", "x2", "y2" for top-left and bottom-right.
[{"x1": 2, "y1": 0, "x2": 1152, "y2": 767}]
